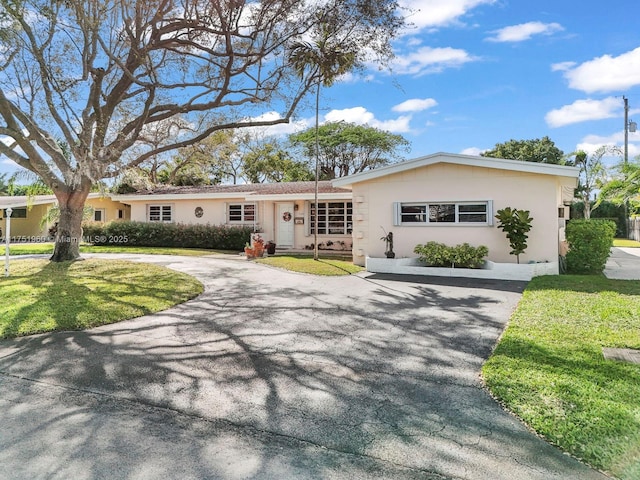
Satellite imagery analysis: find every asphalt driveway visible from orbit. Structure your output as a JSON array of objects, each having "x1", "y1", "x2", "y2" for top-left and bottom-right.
[{"x1": 0, "y1": 255, "x2": 610, "y2": 480}]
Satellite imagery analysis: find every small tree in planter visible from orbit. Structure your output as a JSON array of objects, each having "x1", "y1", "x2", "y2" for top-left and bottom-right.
[{"x1": 495, "y1": 207, "x2": 533, "y2": 264}]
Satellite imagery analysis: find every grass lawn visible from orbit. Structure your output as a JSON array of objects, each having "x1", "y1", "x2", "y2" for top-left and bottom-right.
[
  {"x1": 0, "y1": 258, "x2": 203, "y2": 339},
  {"x1": 256, "y1": 255, "x2": 364, "y2": 276},
  {"x1": 614, "y1": 238, "x2": 640, "y2": 248},
  {"x1": 0, "y1": 243, "x2": 230, "y2": 256},
  {"x1": 482, "y1": 275, "x2": 640, "y2": 479}
]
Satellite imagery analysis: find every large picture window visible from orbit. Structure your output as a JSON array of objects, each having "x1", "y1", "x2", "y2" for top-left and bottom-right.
[
  {"x1": 148, "y1": 205, "x2": 173, "y2": 222},
  {"x1": 310, "y1": 201, "x2": 353, "y2": 235},
  {"x1": 395, "y1": 201, "x2": 491, "y2": 225},
  {"x1": 228, "y1": 203, "x2": 256, "y2": 223}
]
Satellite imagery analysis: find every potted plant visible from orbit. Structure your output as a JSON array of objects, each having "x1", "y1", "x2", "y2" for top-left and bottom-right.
[{"x1": 252, "y1": 234, "x2": 265, "y2": 257}]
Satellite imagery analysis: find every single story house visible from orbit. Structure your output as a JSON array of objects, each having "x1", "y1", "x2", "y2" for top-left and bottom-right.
[
  {"x1": 112, "y1": 181, "x2": 354, "y2": 251},
  {"x1": 333, "y1": 152, "x2": 579, "y2": 269},
  {"x1": 2, "y1": 153, "x2": 579, "y2": 275}
]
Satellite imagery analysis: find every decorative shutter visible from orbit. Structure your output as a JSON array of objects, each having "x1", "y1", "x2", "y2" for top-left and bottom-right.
[
  {"x1": 487, "y1": 200, "x2": 494, "y2": 226},
  {"x1": 392, "y1": 202, "x2": 401, "y2": 226}
]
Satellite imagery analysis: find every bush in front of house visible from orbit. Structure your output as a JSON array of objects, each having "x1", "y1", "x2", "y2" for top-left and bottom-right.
[
  {"x1": 565, "y1": 219, "x2": 616, "y2": 274},
  {"x1": 82, "y1": 221, "x2": 254, "y2": 251},
  {"x1": 413, "y1": 241, "x2": 488, "y2": 268}
]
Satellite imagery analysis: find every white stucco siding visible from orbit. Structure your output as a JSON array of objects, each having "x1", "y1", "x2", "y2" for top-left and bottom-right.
[{"x1": 350, "y1": 163, "x2": 569, "y2": 266}]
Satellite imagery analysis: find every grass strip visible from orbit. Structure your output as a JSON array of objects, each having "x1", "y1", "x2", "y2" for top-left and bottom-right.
[
  {"x1": 0, "y1": 243, "x2": 230, "y2": 256},
  {"x1": 482, "y1": 275, "x2": 640, "y2": 479},
  {"x1": 613, "y1": 239, "x2": 640, "y2": 248},
  {"x1": 255, "y1": 255, "x2": 363, "y2": 276},
  {"x1": 0, "y1": 258, "x2": 203, "y2": 339}
]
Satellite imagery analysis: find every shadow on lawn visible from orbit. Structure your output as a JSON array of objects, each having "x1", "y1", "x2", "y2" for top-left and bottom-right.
[
  {"x1": 1, "y1": 259, "x2": 199, "y2": 339},
  {"x1": 487, "y1": 336, "x2": 640, "y2": 477},
  {"x1": 525, "y1": 274, "x2": 640, "y2": 295},
  {"x1": 0, "y1": 258, "x2": 608, "y2": 480}
]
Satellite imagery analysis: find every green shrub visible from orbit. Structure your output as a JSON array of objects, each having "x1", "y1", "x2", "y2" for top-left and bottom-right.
[
  {"x1": 450, "y1": 243, "x2": 489, "y2": 269},
  {"x1": 413, "y1": 241, "x2": 451, "y2": 267},
  {"x1": 495, "y1": 207, "x2": 533, "y2": 264},
  {"x1": 82, "y1": 221, "x2": 254, "y2": 251},
  {"x1": 414, "y1": 241, "x2": 488, "y2": 268},
  {"x1": 565, "y1": 219, "x2": 616, "y2": 274}
]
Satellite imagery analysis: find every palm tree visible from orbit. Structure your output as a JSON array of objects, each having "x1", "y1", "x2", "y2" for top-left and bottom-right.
[{"x1": 290, "y1": 30, "x2": 356, "y2": 260}]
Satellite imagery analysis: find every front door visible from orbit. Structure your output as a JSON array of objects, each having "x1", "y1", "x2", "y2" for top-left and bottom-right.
[{"x1": 276, "y1": 202, "x2": 295, "y2": 248}]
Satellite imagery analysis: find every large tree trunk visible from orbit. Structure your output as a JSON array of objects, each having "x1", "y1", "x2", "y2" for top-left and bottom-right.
[{"x1": 50, "y1": 187, "x2": 91, "y2": 262}]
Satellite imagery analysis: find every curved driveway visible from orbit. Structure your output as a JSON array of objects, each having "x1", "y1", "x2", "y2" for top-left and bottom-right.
[{"x1": 0, "y1": 254, "x2": 609, "y2": 480}]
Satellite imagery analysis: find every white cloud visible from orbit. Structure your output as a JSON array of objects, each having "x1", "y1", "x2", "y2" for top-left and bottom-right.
[
  {"x1": 486, "y1": 21, "x2": 563, "y2": 43},
  {"x1": 399, "y1": 0, "x2": 496, "y2": 31},
  {"x1": 391, "y1": 46, "x2": 478, "y2": 76},
  {"x1": 247, "y1": 111, "x2": 309, "y2": 137},
  {"x1": 560, "y1": 47, "x2": 640, "y2": 93},
  {"x1": 551, "y1": 61, "x2": 576, "y2": 72},
  {"x1": 324, "y1": 107, "x2": 413, "y2": 133},
  {"x1": 460, "y1": 147, "x2": 485, "y2": 156},
  {"x1": 577, "y1": 130, "x2": 640, "y2": 157},
  {"x1": 545, "y1": 97, "x2": 620, "y2": 127},
  {"x1": 392, "y1": 98, "x2": 438, "y2": 113}
]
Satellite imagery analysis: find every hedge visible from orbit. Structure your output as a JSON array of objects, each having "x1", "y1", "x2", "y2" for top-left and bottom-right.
[
  {"x1": 82, "y1": 221, "x2": 254, "y2": 251},
  {"x1": 565, "y1": 219, "x2": 616, "y2": 274},
  {"x1": 413, "y1": 241, "x2": 489, "y2": 269}
]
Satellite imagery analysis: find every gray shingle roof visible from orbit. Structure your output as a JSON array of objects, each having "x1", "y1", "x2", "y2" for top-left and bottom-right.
[{"x1": 135, "y1": 181, "x2": 349, "y2": 196}]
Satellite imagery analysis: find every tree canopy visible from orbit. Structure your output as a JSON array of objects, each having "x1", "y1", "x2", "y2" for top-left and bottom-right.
[
  {"x1": 289, "y1": 122, "x2": 410, "y2": 179},
  {"x1": 481, "y1": 137, "x2": 565, "y2": 164},
  {"x1": 0, "y1": 0, "x2": 403, "y2": 261}
]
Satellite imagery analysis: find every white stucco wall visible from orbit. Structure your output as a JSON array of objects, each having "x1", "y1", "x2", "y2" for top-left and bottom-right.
[
  {"x1": 349, "y1": 162, "x2": 576, "y2": 266},
  {"x1": 125, "y1": 197, "x2": 353, "y2": 251}
]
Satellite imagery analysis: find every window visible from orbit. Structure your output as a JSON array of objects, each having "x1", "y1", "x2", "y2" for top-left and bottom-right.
[
  {"x1": 148, "y1": 205, "x2": 173, "y2": 222},
  {"x1": 395, "y1": 201, "x2": 491, "y2": 225},
  {"x1": 118, "y1": 209, "x2": 124, "y2": 219},
  {"x1": 227, "y1": 203, "x2": 256, "y2": 223},
  {"x1": 310, "y1": 201, "x2": 353, "y2": 235},
  {"x1": 93, "y1": 209, "x2": 106, "y2": 222}
]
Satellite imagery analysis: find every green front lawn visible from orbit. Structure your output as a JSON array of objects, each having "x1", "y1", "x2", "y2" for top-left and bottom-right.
[
  {"x1": 483, "y1": 275, "x2": 640, "y2": 479},
  {"x1": 0, "y1": 243, "x2": 229, "y2": 256},
  {"x1": 0, "y1": 259, "x2": 203, "y2": 339},
  {"x1": 256, "y1": 255, "x2": 364, "y2": 275},
  {"x1": 613, "y1": 238, "x2": 640, "y2": 248}
]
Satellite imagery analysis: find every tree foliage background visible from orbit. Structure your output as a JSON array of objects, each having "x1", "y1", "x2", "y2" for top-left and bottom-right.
[
  {"x1": 481, "y1": 137, "x2": 565, "y2": 164},
  {"x1": 0, "y1": 0, "x2": 403, "y2": 260}
]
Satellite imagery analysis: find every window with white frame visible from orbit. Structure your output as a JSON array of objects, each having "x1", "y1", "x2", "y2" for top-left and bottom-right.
[
  {"x1": 394, "y1": 201, "x2": 492, "y2": 225},
  {"x1": 93, "y1": 209, "x2": 106, "y2": 222},
  {"x1": 147, "y1": 204, "x2": 173, "y2": 222},
  {"x1": 227, "y1": 203, "x2": 256, "y2": 223},
  {"x1": 310, "y1": 201, "x2": 353, "y2": 235}
]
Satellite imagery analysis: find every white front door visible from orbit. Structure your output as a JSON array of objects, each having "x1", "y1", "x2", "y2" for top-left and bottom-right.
[{"x1": 276, "y1": 202, "x2": 295, "y2": 248}]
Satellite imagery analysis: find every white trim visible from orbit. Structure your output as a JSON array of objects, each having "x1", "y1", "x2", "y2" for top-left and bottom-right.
[
  {"x1": 332, "y1": 152, "x2": 580, "y2": 188},
  {"x1": 0, "y1": 192, "x2": 105, "y2": 209},
  {"x1": 246, "y1": 193, "x2": 351, "y2": 201},
  {"x1": 114, "y1": 192, "x2": 254, "y2": 202}
]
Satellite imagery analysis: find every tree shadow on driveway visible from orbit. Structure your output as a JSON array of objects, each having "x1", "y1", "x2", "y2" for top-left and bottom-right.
[{"x1": 0, "y1": 257, "x2": 609, "y2": 480}]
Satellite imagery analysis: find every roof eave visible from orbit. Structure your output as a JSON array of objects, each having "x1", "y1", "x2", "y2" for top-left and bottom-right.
[{"x1": 332, "y1": 152, "x2": 580, "y2": 187}]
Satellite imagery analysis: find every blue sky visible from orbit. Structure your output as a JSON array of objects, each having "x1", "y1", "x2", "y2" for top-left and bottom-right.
[
  {"x1": 3, "y1": 0, "x2": 640, "y2": 177},
  {"x1": 287, "y1": 0, "x2": 640, "y2": 162}
]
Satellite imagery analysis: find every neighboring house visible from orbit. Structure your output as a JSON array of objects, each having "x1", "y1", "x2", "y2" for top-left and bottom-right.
[
  {"x1": 112, "y1": 181, "x2": 354, "y2": 251},
  {"x1": 332, "y1": 152, "x2": 579, "y2": 269},
  {"x1": 0, "y1": 194, "x2": 130, "y2": 238}
]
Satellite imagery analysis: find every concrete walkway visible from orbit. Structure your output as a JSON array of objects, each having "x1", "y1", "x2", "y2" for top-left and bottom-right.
[
  {"x1": 605, "y1": 247, "x2": 640, "y2": 280},
  {"x1": 0, "y1": 255, "x2": 610, "y2": 480}
]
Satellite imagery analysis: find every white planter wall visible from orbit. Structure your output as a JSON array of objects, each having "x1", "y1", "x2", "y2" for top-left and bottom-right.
[{"x1": 365, "y1": 257, "x2": 558, "y2": 281}]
